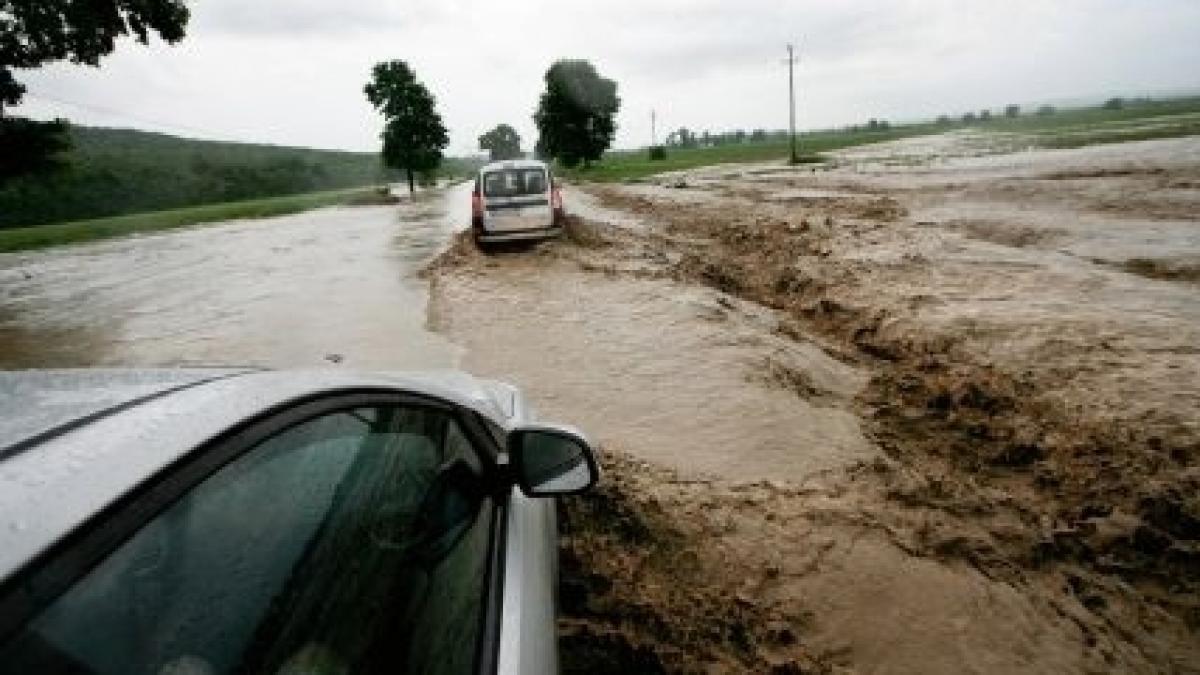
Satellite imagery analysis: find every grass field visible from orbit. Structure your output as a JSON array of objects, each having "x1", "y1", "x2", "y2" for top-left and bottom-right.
[
  {"x1": 0, "y1": 186, "x2": 392, "y2": 253},
  {"x1": 562, "y1": 96, "x2": 1200, "y2": 183},
  {"x1": 559, "y1": 124, "x2": 942, "y2": 182},
  {"x1": 973, "y1": 97, "x2": 1200, "y2": 148}
]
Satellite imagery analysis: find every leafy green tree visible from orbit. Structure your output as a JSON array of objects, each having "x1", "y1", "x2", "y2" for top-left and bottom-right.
[
  {"x1": 0, "y1": 0, "x2": 190, "y2": 184},
  {"x1": 364, "y1": 60, "x2": 449, "y2": 194},
  {"x1": 533, "y1": 59, "x2": 619, "y2": 168},
  {"x1": 478, "y1": 123, "x2": 522, "y2": 161},
  {"x1": 1036, "y1": 104, "x2": 1056, "y2": 116},
  {"x1": 1004, "y1": 104, "x2": 1020, "y2": 118},
  {"x1": 1103, "y1": 97, "x2": 1124, "y2": 110},
  {"x1": 0, "y1": 117, "x2": 69, "y2": 183}
]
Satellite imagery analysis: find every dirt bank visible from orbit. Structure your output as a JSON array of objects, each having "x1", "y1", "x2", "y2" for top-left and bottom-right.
[{"x1": 425, "y1": 135, "x2": 1200, "y2": 673}]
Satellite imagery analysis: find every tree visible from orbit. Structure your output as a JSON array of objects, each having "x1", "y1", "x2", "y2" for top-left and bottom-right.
[
  {"x1": 962, "y1": 112, "x2": 977, "y2": 123},
  {"x1": 1103, "y1": 97, "x2": 1124, "y2": 110},
  {"x1": 979, "y1": 109, "x2": 992, "y2": 121},
  {"x1": 1004, "y1": 104, "x2": 1021, "y2": 118},
  {"x1": 671, "y1": 127, "x2": 697, "y2": 148},
  {"x1": 478, "y1": 123, "x2": 522, "y2": 161},
  {"x1": 0, "y1": 117, "x2": 69, "y2": 183},
  {"x1": 0, "y1": 0, "x2": 190, "y2": 184},
  {"x1": 533, "y1": 59, "x2": 619, "y2": 168},
  {"x1": 1036, "y1": 104, "x2": 1056, "y2": 116},
  {"x1": 364, "y1": 60, "x2": 449, "y2": 194}
]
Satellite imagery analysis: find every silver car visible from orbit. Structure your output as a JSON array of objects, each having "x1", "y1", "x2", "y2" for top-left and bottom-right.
[
  {"x1": 471, "y1": 160, "x2": 565, "y2": 246},
  {"x1": 0, "y1": 369, "x2": 599, "y2": 675}
]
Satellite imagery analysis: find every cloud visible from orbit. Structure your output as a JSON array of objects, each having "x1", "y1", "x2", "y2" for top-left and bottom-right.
[
  {"x1": 190, "y1": 0, "x2": 448, "y2": 37},
  {"x1": 10, "y1": 0, "x2": 1200, "y2": 154}
]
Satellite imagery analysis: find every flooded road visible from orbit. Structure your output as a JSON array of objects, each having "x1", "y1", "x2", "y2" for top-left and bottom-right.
[{"x1": 0, "y1": 184, "x2": 471, "y2": 369}]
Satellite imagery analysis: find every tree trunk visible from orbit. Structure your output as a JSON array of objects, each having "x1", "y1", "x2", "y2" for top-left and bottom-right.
[{"x1": 406, "y1": 169, "x2": 415, "y2": 195}]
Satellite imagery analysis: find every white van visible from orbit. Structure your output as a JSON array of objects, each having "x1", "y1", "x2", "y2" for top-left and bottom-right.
[{"x1": 471, "y1": 160, "x2": 564, "y2": 246}]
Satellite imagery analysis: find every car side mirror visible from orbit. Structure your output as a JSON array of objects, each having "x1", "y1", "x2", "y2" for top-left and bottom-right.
[{"x1": 509, "y1": 424, "x2": 599, "y2": 497}]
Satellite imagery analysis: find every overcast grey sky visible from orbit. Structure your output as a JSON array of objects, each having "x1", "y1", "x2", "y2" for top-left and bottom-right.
[{"x1": 11, "y1": 0, "x2": 1200, "y2": 155}]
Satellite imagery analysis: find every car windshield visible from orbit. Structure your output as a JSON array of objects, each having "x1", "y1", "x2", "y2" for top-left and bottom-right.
[{"x1": 482, "y1": 168, "x2": 547, "y2": 198}]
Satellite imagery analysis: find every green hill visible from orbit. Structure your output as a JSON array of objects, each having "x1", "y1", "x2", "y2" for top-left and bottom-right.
[{"x1": 0, "y1": 126, "x2": 470, "y2": 229}]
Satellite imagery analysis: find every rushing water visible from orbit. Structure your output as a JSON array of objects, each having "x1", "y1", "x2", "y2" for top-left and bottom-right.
[{"x1": 0, "y1": 184, "x2": 471, "y2": 370}]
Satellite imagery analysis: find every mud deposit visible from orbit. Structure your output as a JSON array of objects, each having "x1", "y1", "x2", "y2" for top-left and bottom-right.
[{"x1": 426, "y1": 136, "x2": 1200, "y2": 673}]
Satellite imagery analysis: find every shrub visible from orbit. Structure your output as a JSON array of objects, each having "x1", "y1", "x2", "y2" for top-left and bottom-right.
[{"x1": 648, "y1": 145, "x2": 667, "y2": 161}]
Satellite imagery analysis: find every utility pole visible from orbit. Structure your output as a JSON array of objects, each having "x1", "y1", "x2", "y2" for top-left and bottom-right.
[
  {"x1": 785, "y1": 43, "x2": 799, "y2": 164},
  {"x1": 650, "y1": 109, "x2": 657, "y2": 147}
]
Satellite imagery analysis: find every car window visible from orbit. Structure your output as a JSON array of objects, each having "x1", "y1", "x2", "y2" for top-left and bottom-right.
[
  {"x1": 482, "y1": 168, "x2": 547, "y2": 198},
  {"x1": 1, "y1": 405, "x2": 495, "y2": 675}
]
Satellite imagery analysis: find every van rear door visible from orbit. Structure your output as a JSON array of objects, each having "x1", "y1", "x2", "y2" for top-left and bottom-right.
[{"x1": 481, "y1": 168, "x2": 553, "y2": 232}]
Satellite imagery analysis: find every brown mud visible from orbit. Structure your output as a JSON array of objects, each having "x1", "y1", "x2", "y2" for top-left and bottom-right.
[{"x1": 425, "y1": 135, "x2": 1200, "y2": 673}]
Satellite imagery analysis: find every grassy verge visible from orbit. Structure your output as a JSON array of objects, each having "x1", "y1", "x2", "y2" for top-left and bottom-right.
[{"x1": 0, "y1": 186, "x2": 394, "y2": 253}]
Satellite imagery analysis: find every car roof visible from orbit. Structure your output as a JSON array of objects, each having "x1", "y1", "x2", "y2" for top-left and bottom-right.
[
  {"x1": 479, "y1": 159, "x2": 548, "y2": 173},
  {"x1": 0, "y1": 368, "x2": 248, "y2": 459},
  {"x1": 0, "y1": 368, "x2": 520, "y2": 581}
]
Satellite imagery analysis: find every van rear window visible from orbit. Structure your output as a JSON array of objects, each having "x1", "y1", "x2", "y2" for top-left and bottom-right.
[{"x1": 482, "y1": 169, "x2": 547, "y2": 198}]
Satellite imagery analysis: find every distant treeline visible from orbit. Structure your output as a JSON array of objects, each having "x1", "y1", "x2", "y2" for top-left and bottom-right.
[
  {"x1": 0, "y1": 126, "x2": 478, "y2": 229},
  {"x1": 663, "y1": 124, "x2": 915, "y2": 148}
]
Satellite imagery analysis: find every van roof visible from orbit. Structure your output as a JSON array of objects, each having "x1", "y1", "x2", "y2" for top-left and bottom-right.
[{"x1": 479, "y1": 159, "x2": 548, "y2": 173}]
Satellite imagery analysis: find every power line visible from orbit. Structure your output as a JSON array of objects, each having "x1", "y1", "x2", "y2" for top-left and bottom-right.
[{"x1": 23, "y1": 90, "x2": 232, "y2": 140}]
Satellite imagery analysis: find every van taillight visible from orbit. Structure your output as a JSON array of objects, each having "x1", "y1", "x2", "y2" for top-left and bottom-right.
[{"x1": 471, "y1": 190, "x2": 483, "y2": 217}]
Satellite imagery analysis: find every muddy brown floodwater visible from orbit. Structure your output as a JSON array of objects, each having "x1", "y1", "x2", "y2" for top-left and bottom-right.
[
  {"x1": 0, "y1": 184, "x2": 470, "y2": 369},
  {"x1": 426, "y1": 135, "x2": 1200, "y2": 674},
  {"x1": 3, "y1": 134, "x2": 1198, "y2": 673}
]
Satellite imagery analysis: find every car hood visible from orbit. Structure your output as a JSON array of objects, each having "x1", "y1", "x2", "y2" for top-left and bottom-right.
[{"x1": 392, "y1": 370, "x2": 528, "y2": 426}]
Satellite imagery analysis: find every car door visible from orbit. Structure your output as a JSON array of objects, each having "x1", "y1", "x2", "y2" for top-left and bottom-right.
[{"x1": 0, "y1": 393, "x2": 508, "y2": 675}]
